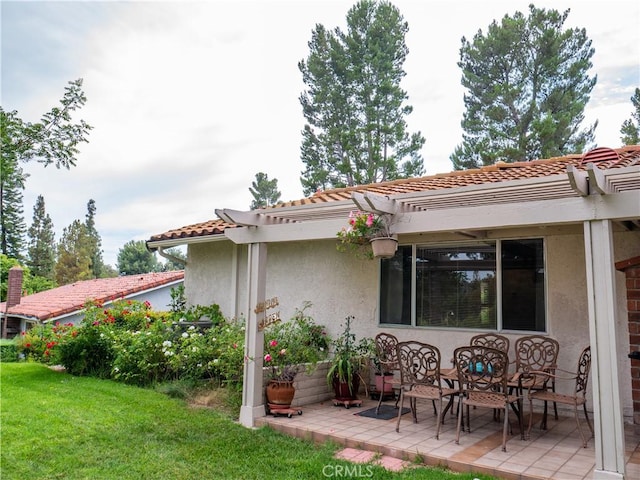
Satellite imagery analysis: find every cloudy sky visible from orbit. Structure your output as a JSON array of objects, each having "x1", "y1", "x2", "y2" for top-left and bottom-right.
[{"x1": 2, "y1": 0, "x2": 639, "y2": 267}]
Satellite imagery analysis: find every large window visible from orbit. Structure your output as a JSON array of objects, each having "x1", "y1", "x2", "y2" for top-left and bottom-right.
[{"x1": 379, "y1": 239, "x2": 545, "y2": 332}]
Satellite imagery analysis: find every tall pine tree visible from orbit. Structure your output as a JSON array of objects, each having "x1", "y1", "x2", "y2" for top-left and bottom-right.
[
  {"x1": 620, "y1": 88, "x2": 640, "y2": 145},
  {"x1": 0, "y1": 153, "x2": 27, "y2": 261},
  {"x1": 451, "y1": 5, "x2": 597, "y2": 169},
  {"x1": 85, "y1": 199, "x2": 104, "y2": 278},
  {"x1": 26, "y1": 195, "x2": 56, "y2": 280},
  {"x1": 298, "y1": 0, "x2": 424, "y2": 195},
  {"x1": 249, "y1": 172, "x2": 281, "y2": 209},
  {"x1": 55, "y1": 220, "x2": 92, "y2": 285}
]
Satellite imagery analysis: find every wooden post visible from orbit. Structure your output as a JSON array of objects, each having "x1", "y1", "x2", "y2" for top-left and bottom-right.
[
  {"x1": 239, "y1": 242, "x2": 267, "y2": 427},
  {"x1": 584, "y1": 219, "x2": 626, "y2": 479}
]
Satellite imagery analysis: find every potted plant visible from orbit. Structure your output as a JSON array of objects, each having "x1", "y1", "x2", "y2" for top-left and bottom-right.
[
  {"x1": 326, "y1": 315, "x2": 375, "y2": 408},
  {"x1": 336, "y1": 210, "x2": 397, "y2": 259},
  {"x1": 263, "y1": 303, "x2": 330, "y2": 413}
]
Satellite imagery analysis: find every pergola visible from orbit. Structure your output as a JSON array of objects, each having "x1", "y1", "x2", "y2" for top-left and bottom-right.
[{"x1": 149, "y1": 149, "x2": 640, "y2": 479}]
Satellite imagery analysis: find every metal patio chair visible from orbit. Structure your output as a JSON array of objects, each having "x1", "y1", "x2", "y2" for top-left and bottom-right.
[
  {"x1": 508, "y1": 335, "x2": 560, "y2": 428},
  {"x1": 373, "y1": 332, "x2": 401, "y2": 414},
  {"x1": 395, "y1": 341, "x2": 459, "y2": 439},
  {"x1": 527, "y1": 346, "x2": 593, "y2": 447},
  {"x1": 454, "y1": 345, "x2": 523, "y2": 452}
]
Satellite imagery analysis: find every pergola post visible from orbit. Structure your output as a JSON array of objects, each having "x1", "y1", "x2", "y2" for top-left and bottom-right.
[
  {"x1": 584, "y1": 219, "x2": 626, "y2": 479},
  {"x1": 239, "y1": 242, "x2": 267, "y2": 427}
]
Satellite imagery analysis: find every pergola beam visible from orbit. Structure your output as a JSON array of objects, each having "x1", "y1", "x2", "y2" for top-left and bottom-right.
[
  {"x1": 587, "y1": 163, "x2": 610, "y2": 195},
  {"x1": 567, "y1": 165, "x2": 589, "y2": 196},
  {"x1": 216, "y1": 208, "x2": 263, "y2": 226},
  {"x1": 351, "y1": 192, "x2": 398, "y2": 214}
]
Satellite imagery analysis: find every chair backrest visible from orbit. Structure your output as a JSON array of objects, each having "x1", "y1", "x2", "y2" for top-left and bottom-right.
[
  {"x1": 574, "y1": 346, "x2": 591, "y2": 397},
  {"x1": 514, "y1": 335, "x2": 560, "y2": 373},
  {"x1": 470, "y1": 333, "x2": 510, "y2": 354},
  {"x1": 396, "y1": 341, "x2": 442, "y2": 386},
  {"x1": 374, "y1": 333, "x2": 400, "y2": 372},
  {"x1": 454, "y1": 345, "x2": 509, "y2": 392}
]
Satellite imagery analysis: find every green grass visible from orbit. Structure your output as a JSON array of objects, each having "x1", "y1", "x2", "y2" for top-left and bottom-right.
[{"x1": 0, "y1": 363, "x2": 495, "y2": 479}]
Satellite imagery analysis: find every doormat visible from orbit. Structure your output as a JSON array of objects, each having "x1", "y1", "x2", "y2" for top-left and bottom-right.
[{"x1": 355, "y1": 405, "x2": 410, "y2": 420}]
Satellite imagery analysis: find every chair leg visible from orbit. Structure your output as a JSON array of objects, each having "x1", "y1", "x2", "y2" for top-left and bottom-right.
[
  {"x1": 455, "y1": 399, "x2": 463, "y2": 445},
  {"x1": 517, "y1": 398, "x2": 524, "y2": 440},
  {"x1": 465, "y1": 403, "x2": 471, "y2": 433},
  {"x1": 574, "y1": 404, "x2": 587, "y2": 448},
  {"x1": 502, "y1": 406, "x2": 509, "y2": 452},
  {"x1": 395, "y1": 391, "x2": 405, "y2": 433},
  {"x1": 411, "y1": 397, "x2": 418, "y2": 423},
  {"x1": 527, "y1": 397, "x2": 534, "y2": 440},
  {"x1": 541, "y1": 400, "x2": 548, "y2": 430},
  {"x1": 583, "y1": 403, "x2": 594, "y2": 438},
  {"x1": 375, "y1": 379, "x2": 385, "y2": 414},
  {"x1": 435, "y1": 397, "x2": 443, "y2": 440}
]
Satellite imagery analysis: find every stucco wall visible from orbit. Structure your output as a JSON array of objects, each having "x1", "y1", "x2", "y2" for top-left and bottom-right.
[{"x1": 185, "y1": 227, "x2": 640, "y2": 421}]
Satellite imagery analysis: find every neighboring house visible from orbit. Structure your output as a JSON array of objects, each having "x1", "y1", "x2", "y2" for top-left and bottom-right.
[
  {"x1": 0, "y1": 270, "x2": 184, "y2": 337},
  {"x1": 146, "y1": 146, "x2": 640, "y2": 480}
]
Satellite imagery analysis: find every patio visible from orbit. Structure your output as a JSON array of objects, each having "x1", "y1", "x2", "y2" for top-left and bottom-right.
[{"x1": 257, "y1": 396, "x2": 640, "y2": 480}]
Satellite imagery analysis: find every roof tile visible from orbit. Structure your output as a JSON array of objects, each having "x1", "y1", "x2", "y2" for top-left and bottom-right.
[
  {"x1": 0, "y1": 271, "x2": 184, "y2": 321},
  {"x1": 148, "y1": 145, "x2": 640, "y2": 242}
]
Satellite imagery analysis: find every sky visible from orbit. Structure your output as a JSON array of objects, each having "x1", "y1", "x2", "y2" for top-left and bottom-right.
[{"x1": 2, "y1": 0, "x2": 639, "y2": 268}]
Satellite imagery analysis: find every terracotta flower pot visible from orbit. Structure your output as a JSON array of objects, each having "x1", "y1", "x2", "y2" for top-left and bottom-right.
[
  {"x1": 332, "y1": 375, "x2": 360, "y2": 401},
  {"x1": 265, "y1": 380, "x2": 296, "y2": 407}
]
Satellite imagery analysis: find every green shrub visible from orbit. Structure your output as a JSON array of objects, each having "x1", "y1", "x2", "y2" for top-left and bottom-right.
[
  {"x1": 0, "y1": 339, "x2": 18, "y2": 362},
  {"x1": 13, "y1": 298, "x2": 246, "y2": 392}
]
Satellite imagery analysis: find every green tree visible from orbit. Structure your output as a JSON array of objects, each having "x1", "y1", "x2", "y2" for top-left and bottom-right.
[
  {"x1": 620, "y1": 88, "x2": 640, "y2": 145},
  {"x1": 298, "y1": 0, "x2": 425, "y2": 195},
  {"x1": 451, "y1": 5, "x2": 597, "y2": 169},
  {"x1": 117, "y1": 240, "x2": 161, "y2": 275},
  {"x1": 55, "y1": 220, "x2": 93, "y2": 285},
  {"x1": 0, "y1": 254, "x2": 55, "y2": 302},
  {"x1": 249, "y1": 172, "x2": 281, "y2": 209},
  {"x1": 26, "y1": 195, "x2": 56, "y2": 280},
  {"x1": 160, "y1": 247, "x2": 186, "y2": 271},
  {"x1": 0, "y1": 154, "x2": 27, "y2": 260},
  {"x1": 84, "y1": 199, "x2": 105, "y2": 278},
  {"x1": 0, "y1": 79, "x2": 91, "y2": 260}
]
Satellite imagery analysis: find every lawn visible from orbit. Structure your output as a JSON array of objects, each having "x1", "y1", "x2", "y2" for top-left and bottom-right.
[{"x1": 0, "y1": 363, "x2": 494, "y2": 479}]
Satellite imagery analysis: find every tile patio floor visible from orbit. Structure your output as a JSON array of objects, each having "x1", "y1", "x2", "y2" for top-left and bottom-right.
[{"x1": 256, "y1": 397, "x2": 640, "y2": 480}]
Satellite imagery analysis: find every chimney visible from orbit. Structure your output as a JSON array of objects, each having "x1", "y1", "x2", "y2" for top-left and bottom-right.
[{"x1": 7, "y1": 266, "x2": 23, "y2": 307}]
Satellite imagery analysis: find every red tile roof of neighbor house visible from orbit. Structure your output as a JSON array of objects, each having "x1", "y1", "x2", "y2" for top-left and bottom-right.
[
  {"x1": 148, "y1": 146, "x2": 640, "y2": 243},
  {"x1": 0, "y1": 271, "x2": 184, "y2": 321}
]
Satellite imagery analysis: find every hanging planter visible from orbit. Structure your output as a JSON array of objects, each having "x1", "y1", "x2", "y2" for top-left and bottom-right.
[
  {"x1": 370, "y1": 237, "x2": 398, "y2": 258},
  {"x1": 336, "y1": 211, "x2": 397, "y2": 260}
]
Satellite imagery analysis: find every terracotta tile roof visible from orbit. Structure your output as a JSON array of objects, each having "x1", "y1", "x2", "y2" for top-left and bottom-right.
[
  {"x1": 0, "y1": 271, "x2": 184, "y2": 321},
  {"x1": 148, "y1": 145, "x2": 640, "y2": 242}
]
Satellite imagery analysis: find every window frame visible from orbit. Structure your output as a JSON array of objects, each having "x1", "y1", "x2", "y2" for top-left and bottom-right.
[{"x1": 378, "y1": 238, "x2": 547, "y2": 334}]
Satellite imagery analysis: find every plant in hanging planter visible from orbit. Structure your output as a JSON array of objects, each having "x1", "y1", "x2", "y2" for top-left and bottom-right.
[{"x1": 336, "y1": 210, "x2": 397, "y2": 259}]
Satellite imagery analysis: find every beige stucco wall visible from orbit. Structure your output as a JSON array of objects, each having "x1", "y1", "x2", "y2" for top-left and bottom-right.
[{"x1": 184, "y1": 227, "x2": 640, "y2": 421}]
